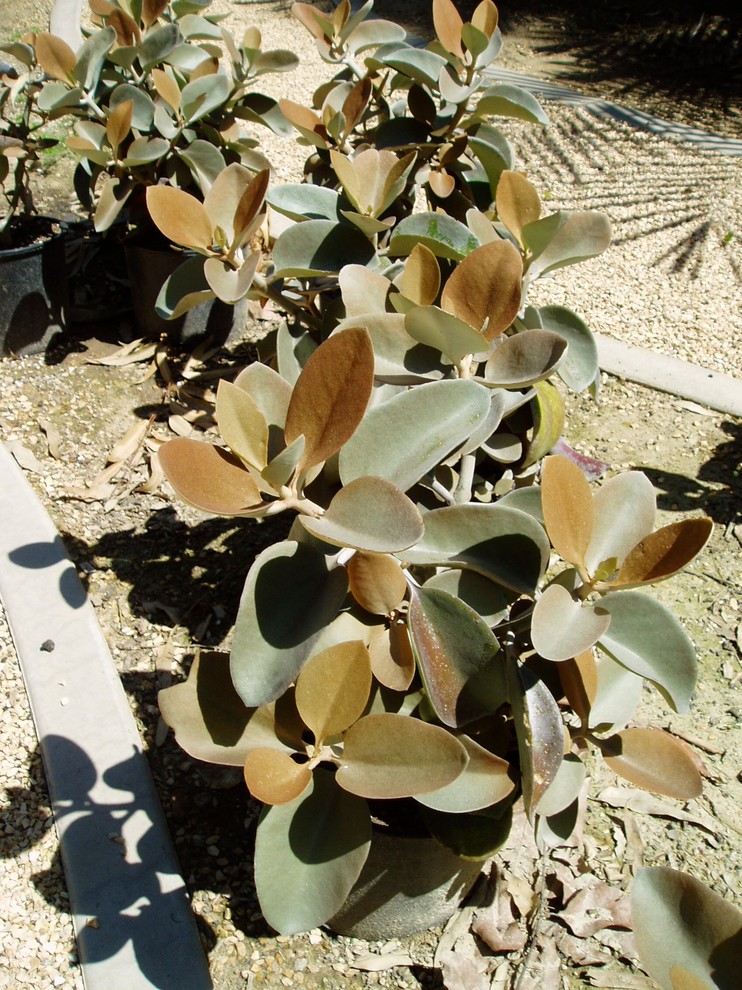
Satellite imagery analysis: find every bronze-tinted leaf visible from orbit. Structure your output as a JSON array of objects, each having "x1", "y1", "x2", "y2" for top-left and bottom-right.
[
  {"x1": 368, "y1": 622, "x2": 416, "y2": 692},
  {"x1": 507, "y1": 659, "x2": 564, "y2": 818},
  {"x1": 151, "y1": 67, "x2": 181, "y2": 113},
  {"x1": 532, "y1": 584, "x2": 610, "y2": 662},
  {"x1": 342, "y1": 76, "x2": 372, "y2": 136},
  {"x1": 146, "y1": 185, "x2": 213, "y2": 252},
  {"x1": 598, "y1": 727, "x2": 703, "y2": 800},
  {"x1": 292, "y1": 2, "x2": 333, "y2": 43},
  {"x1": 244, "y1": 747, "x2": 313, "y2": 805},
  {"x1": 441, "y1": 240, "x2": 522, "y2": 339},
  {"x1": 632, "y1": 867, "x2": 742, "y2": 990},
  {"x1": 433, "y1": 0, "x2": 464, "y2": 57},
  {"x1": 34, "y1": 32, "x2": 76, "y2": 83},
  {"x1": 471, "y1": 0, "x2": 498, "y2": 36},
  {"x1": 337, "y1": 713, "x2": 468, "y2": 799},
  {"x1": 204, "y1": 165, "x2": 269, "y2": 249},
  {"x1": 613, "y1": 518, "x2": 713, "y2": 588},
  {"x1": 158, "y1": 437, "x2": 262, "y2": 515},
  {"x1": 496, "y1": 170, "x2": 541, "y2": 245},
  {"x1": 104, "y1": 99, "x2": 131, "y2": 157},
  {"x1": 399, "y1": 243, "x2": 441, "y2": 306},
  {"x1": 295, "y1": 641, "x2": 372, "y2": 742},
  {"x1": 347, "y1": 552, "x2": 408, "y2": 616},
  {"x1": 284, "y1": 327, "x2": 374, "y2": 472},
  {"x1": 142, "y1": 0, "x2": 169, "y2": 29},
  {"x1": 107, "y1": 8, "x2": 140, "y2": 46},
  {"x1": 216, "y1": 379, "x2": 268, "y2": 470},
  {"x1": 540, "y1": 454, "x2": 595, "y2": 572}
]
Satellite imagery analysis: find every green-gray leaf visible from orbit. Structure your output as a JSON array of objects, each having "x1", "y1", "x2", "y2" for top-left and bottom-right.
[
  {"x1": 389, "y1": 213, "x2": 480, "y2": 262},
  {"x1": 272, "y1": 220, "x2": 378, "y2": 277}
]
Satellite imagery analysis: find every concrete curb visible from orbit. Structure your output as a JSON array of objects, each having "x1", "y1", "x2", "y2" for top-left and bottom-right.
[{"x1": 0, "y1": 442, "x2": 212, "y2": 990}]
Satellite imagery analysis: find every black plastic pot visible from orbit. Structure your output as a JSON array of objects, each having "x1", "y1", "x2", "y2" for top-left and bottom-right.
[
  {"x1": 0, "y1": 217, "x2": 69, "y2": 357},
  {"x1": 63, "y1": 220, "x2": 133, "y2": 335}
]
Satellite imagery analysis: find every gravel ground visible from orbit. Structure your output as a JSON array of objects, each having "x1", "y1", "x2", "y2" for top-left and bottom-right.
[{"x1": 1, "y1": 2, "x2": 741, "y2": 989}]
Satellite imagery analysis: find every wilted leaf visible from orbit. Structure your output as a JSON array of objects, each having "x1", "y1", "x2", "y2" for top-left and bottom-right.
[
  {"x1": 347, "y1": 552, "x2": 408, "y2": 616},
  {"x1": 244, "y1": 748, "x2": 313, "y2": 805},
  {"x1": 295, "y1": 641, "x2": 372, "y2": 741},
  {"x1": 337, "y1": 713, "x2": 468, "y2": 798},
  {"x1": 613, "y1": 518, "x2": 713, "y2": 588},
  {"x1": 285, "y1": 327, "x2": 374, "y2": 473},
  {"x1": 532, "y1": 584, "x2": 611, "y2": 662},
  {"x1": 631, "y1": 868, "x2": 742, "y2": 990},
  {"x1": 408, "y1": 586, "x2": 505, "y2": 728},
  {"x1": 441, "y1": 240, "x2": 522, "y2": 338},
  {"x1": 158, "y1": 437, "x2": 262, "y2": 515},
  {"x1": 598, "y1": 727, "x2": 703, "y2": 800}
]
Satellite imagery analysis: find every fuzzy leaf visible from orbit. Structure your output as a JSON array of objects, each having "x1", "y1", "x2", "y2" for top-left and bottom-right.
[
  {"x1": 339, "y1": 379, "x2": 490, "y2": 492},
  {"x1": 230, "y1": 541, "x2": 349, "y2": 708},
  {"x1": 540, "y1": 454, "x2": 595, "y2": 572},
  {"x1": 496, "y1": 170, "x2": 541, "y2": 245},
  {"x1": 586, "y1": 471, "x2": 656, "y2": 575},
  {"x1": 267, "y1": 183, "x2": 342, "y2": 222},
  {"x1": 535, "y1": 753, "x2": 585, "y2": 818},
  {"x1": 389, "y1": 213, "x2": 480, "y2": 261},
  {"x1": 408, "y1": 587, "x2": 505, "y2": 728},
  {"x1": 204, "y1": 253, "x2": 260, "y2": 304},
  {"x1": 339, "y1": 265, "x2": 390, "y2": 316},
  {"x1": 272, "y1": 219, "x2": 377, "y2": 276},
  {"x1": 416, "y1": 734, "x2": 513, "y2": 813},
  {"x1": 216, "y1": 379, "x2": 268, "y2": 470},
  {"x1": 631, "y1": 868, "x2": 742, "y2": 990},
  {"x1": 598, "y1": 591, "x2": 697, "y2": 713},
  {"x1": 347, "y1": 552, "x2": 408, "y2": 616},
  {"x1": 613, "y1": 518, "x2": 713, "y2": 589},
  {"x1": 255, "y1": 770, "x2": 371, "y2": 935},
  {"x1": 598, "y1": 727, "x2": 702, "y2": 800},
  {"x1": 399, "y1": 244, "x2": 441, "y2": 306},
  {"x1": 525, "y1": 210, "x2": 612, "y2": 283},
  {"x1": 484, "y1": 329, "x2": 566, "y2": 388},
  {"x1": 337, "y1": 714, "x2": 468, "y2": 799},
  {"x1": 158, "y1": 437, "x2": 262, "y2": 515},
  {"x1": 441, "y1": 240, "x2": 522, "y2": 338},
  {"x1": 285, "y1": 327, "x2": 374, "y2": 473},
  {"x1": 244, "y1": 748, "x2": 312, "y2": 805},
  {"x1": 368, "y1": 622, "x2": 416, "y2": 691},
  {"x1": 433, "y1": 0, "x2": 464, "y2": 57},
  {"x1": 522, "y1": 380, "x2": 565, "y2": 469},
  {"x1": 233, "y1": 363, "x2": 292, "y2": 462},
  {"x1": 536, "y1": 305, "x2": 599, "y2": 392},
  {"x1": 402, "y1": 504, "x2": 550, "y2": 595},
  {"x1": 295, "y1": 641, "x2": 372, "y2": 741},
  {"x1": 424, "y1": 570, "x2": 509, "y2": 626},
  {"x1": 532, "y1": 584, "x2": 611, "y2": 662},
  {"x1": 146, "y1": 185, "x2": 213, "y2": 251},
  {"x1": 204, "y1": 164, "x2": 268, "y2": 247},
  {"x1": 405, "y1": 305, "x2": 487, "y2": 363},
  {"x1": 35, "y1": 32, "x2": 76, "y2": 82},
  {"x1": 477, "y1": 83, "x2": 549, "y2": 125}
]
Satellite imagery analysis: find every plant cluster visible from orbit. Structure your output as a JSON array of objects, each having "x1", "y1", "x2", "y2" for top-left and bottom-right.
[{"x1": 147, "y1": 0, "x2": 716, "y2": 939}]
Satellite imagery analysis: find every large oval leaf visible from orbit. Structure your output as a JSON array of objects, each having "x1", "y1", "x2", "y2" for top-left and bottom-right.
[
  {"x1": 255, "y1": 770, "x2": 371, "y2": 934},
  {"x1": 408, "y1": 587, "x2": 505, "y2": 728},
  {"x1": 441, "y1": 240, "x2": 523, "y2": 339},
  {"x1": 484, "y1": 329, "x2": 566, "y2": 387},
  {"x1": 613, "y1": 518, "x2": 713, "y2": 589},
  {"x1": 524, "y1": 210, "x2": 612, "y2": 285},
  {"x1": 230, "y1": 541, "x2": 349, "y2": 708},
  {"x1": 598, "y1": 727, "x2": 702, "y2": 800},
  {"x1": 285, "y1": 327, "x2": 374, "y2": 473},
  {"x1": 537, "y1": 305, "x2": 599, "y2": 393},
  {"x1": 216, "y1": 379, "x2": 268, "y2": 469},
  {"x1": 338, "y1": 379, "x2": 491, "y2": 492},
  {"x1": 267, "y1": 183, "x2": 342, "y2": 222},
  {"x1": 389, "y1": 213, "x2": 480, "y2": 261},
  {"x1": 532, "y1": 584, "x2": 611, "y2": 662},
  {"x1": 272, "y1": 219, "x2": 377, "y2": 276},
  {"x1": 535, "y1": 752, "x2": 585, "y2": 818},
  {"x1": 368, "y1": 622, "x2": 416, "y2": 691},
  {"x1": 423, "y1": 569, "x2": 509, "y2": 625},
  {"x1": 146, "y1": 184, "x2": 213, "y2": 251},
  {"x1": 300, "y1": 477, "x2": 424, "y2": 553},
  {"x1": 496, "y1": 170, "x2": 541, "y2": 246},
  {"x1": 295, "y1": 641, "x2": 372, "y2": 741},
  {"x1": 416, "y1": 734, "x2": 513, "y2": 813},
  {"x1": 402, "y1": 503, "x2": 549, "y2": 595},
  {"x1": 632, "y1": 868, "x2": 742, "y2": 990},
  {"x1": 586, "y1": 470, "x2": 657, "y2": 575},
  {"x1": 347, "y1": 552, "x2": 407, "y2": 616},
  {"x1": 597, "y1": 591, "x2": 697, "y2": 713},
  {"x1": 158, "y1": 437, "x2": 262, "y2": 515},
  {"x1": 404, "y1": 305, "x2": 487, "y2": 363},
  {"x1": 337, "y1": 714, "x2": 468, "y2": 799},
  {"x1": 477, "y1": 83, "x2": 549, "y2": 126},
  {"x1": 540, "y1": 453, "x2": 595, "y2": 572}
]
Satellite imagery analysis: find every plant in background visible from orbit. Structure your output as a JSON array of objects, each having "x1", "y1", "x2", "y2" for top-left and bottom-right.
[{"x1": 148, "y1": 0, "x2": 715, "y2": 941}]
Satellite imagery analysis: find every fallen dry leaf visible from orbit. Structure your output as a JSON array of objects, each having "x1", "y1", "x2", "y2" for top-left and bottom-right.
[
  {"x1": 37, "y1": 416, "x2": 62, "y2": 459},
  {"x1": 596, "y1": 787, "x2": 721, "y2": 835},
  {"x1": 560, "y1": 881, "x2": 632, "y2": 937},
  {"x1": 437, "y1": 948, "x2": 490, "y2": 990},
  {"x1": 350, "y1": 952, "x2": 413, "y2": 972},
  {"x1": 6, "y1": 439, "x2": 45, "y2": 474}
]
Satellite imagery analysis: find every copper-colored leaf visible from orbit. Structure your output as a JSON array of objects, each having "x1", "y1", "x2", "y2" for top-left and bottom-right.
[
  {"x1": 598, "y1": 727, "x2": 703, "y2": 800},
  {"x1": 106, "y1": 99, "x2": 132, "y2": 157},
  {"x1": 142, "y1": 0, "x2": 170, "y2": 28},
  {"x1": 295, "y1": 641, "x2": 372, "y2": 742},
  {"x1": 441, "y1": 240, "x2": 522, "y2": 339},
  {"x1": 399, "y1": 243, "x2": 441, "y2": 306},
  {"x1": 613, "y1": 518, "x2": 713, "y2": 588},
  {"x1": 244, "y1": 748, "x2": 312, "y2": 805},
  {"x1": 342, "y1": 77, "x2": 372, "y2": 136},
  {"x1": 471, "y1": 0, "x2": 498, "y2": 36},
  {"x1": 292, "y1": 2, "x2": 333, "y2": 42},
  {"x1": 146, "y1": 185, "x2": 213, "y2": 252},
  {"x1": 368, "y1": 622, "x2": 416, "y2": 692},
  {"x1": 151, "y1": 68, "x2": 181, "y2": 113},
  {"x1": 348, "y1": 552, "x2": 407, "y2": 616},
  {"x1": 433, "y1": 0, "x2": 464, "y2": 57},
  {"x1": 541, "y1": 454, "x2": 595, "y2": 573},
  {"x1": 158, "y1": 437, "x2": 262, "y2": 515},
  {"x1": 34, "y1": 32, "x2": 76, "y2": 83},
  {"x1": 107, "y1": 8, "x2": 140, "y2": 46},
  {"x1": 284, "y1": 327, "x2": 374, "y2": 472},
  {"x1": 204, "y1": 165, "x2": 269, "y2": 249},
  {"x1": 670, "y1": 967, "x2": 715, "y2": 990},
  {"x1": 429, "y1": 169, "x2": 456, "y2": 199},
  {"x1": 496, "y1": 170, "x2": 541, "y2": 246}
]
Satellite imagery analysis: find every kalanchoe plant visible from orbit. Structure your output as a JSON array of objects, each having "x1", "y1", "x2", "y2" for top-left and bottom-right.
[{"x1": 152, "y1": 0, "x2": 714, "y2": 939}]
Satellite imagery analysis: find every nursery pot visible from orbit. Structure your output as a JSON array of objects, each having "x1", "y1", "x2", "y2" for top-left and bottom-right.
[
  {"x1": 124, "y1": 241, "x2": 246, "y2": 347},
  {"x1": 328, "y1": 825, "x2": 486, "y2": 940},
  {"x1": 0, "y1": 217, "x2": 69, "y2": 357},
  {"x1": 63, "y1": 220, "x2": 133, "y2": 335}
]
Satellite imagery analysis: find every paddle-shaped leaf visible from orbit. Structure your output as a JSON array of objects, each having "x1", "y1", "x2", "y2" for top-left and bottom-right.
[
  {"x1": 216, "y1": 379, "x2": 268, "y2": 469},
  {"x1": 230, "y1": 541, "x2": 349, "y2": 708},
  {"x1": 300, "y1": 476, "x2": 424, "y2": 553},
  {"x1": 541, "y1": 454, "x2": 595, "y2": 572},
  {"x1": 525, "y1": 210, "x2": 612, "y2": 284},
  {"x1": 507, "y1": 660, "x2": 564, "y2": 818},
  {"x1": 408, "y1": 586, "x2": 506, "y2": 728},
  {"x1": 522, "y1": 381, "x2": 564, "y2": 469},
  {"x1": 339, "y1": 379, "x2": 491, "y2": 492},
  {"x1": 271, "y1": 219, "x2": 377, "y2": 276},
  {"x1": 416, "y1": 734, "x2": 513, "y2": 813},
  {"x1": 632, "y1": 868, "x2": 742, "y2": 990},
  {"x1": 158, "y1": 437, "x2": 263, "y2": 515},
  {"x1": 484, "y1": 329, "x2": 566, "y2": 388},
  {"x1": 441, "y1": 240, "x2": 523, "y2": 338},
  {"x1": 146, "y1": 184, "x2": 213, "y2": 252},
  {"x1": 613, "y1": 518, "x2": 713, "y2": 588},
  {"x1": 204, "y1": 164, "x2": 269, "y2": 248},
  {"x1": 295, "y1": 641, "x2": 372, "y2": 742},
  {"x1": 347, "y1": 552, "x2": 408, "y2": 616},
  {"x1": 285, "y1": 327, "x2": 374, "y2": 473},
  {"x1": 586, "y1": 470, "x2": 656, "y2": 575},
  {"x1": 233, "y1": 363, "x2": 291, "y2": 463},
  {"x1": 244, "y1": 748, "x2": 312, "y2": 805},
  {"x1": 477, "y1": 83, "x2": 549, "y2": 125},
  {"x1": 537, "y1": 305, "x2": 599, "y2": 392},
  {"x1": 532, "y1": 584, "x2": 611, "y2": 662},
  {"x1": 389, "y1": 213, "x2": 480, "y2": 261},
  {"x1": 35, "y1": 32, "x2": 77, "y2": 83},
  {"x1": 597, "y1": 591, "x2": 697, "y2": 713},
  {"x1": 399, "y1": 244, "x2": 441, "y2": 306},
  {"x1": 597, "y1": 727, "x2": 702, "y2": 800},
  {"x1": 337, "y1": 713, "x2": 468, "y2": 798},
  {"x1": 405, "y1": 305, "x2": 487, "y2": 363},
  {"x1": 402, "y1": 503, "x2": 550, "y2": 595},
  {"x1": 535, "y1": 753, "x2": 585, "y2": 818},
  {"x1": 255, "y1": 770, "x2": 371, "y2": 935},
  {"x1": 496, "y1": 170, "x2": 541, "y2": 246},
  {"x1": 433, "y1": 0, "x2": 464, "y2": 57},
  {"x1": 368, "y1": 621, "x2": 416, "y2": 691}
]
